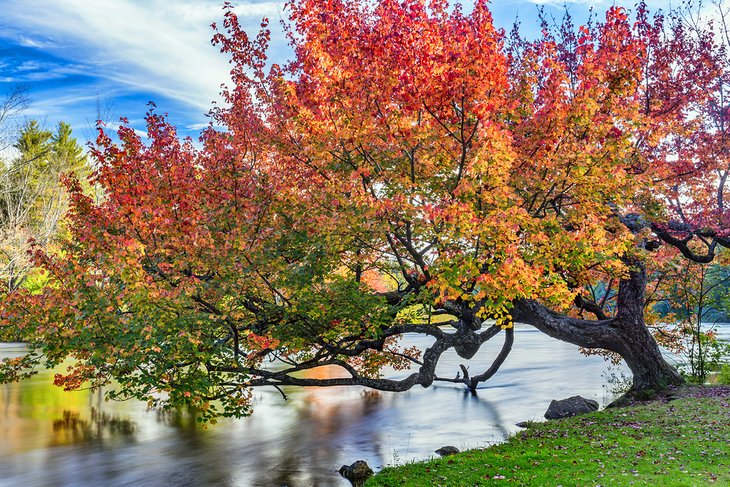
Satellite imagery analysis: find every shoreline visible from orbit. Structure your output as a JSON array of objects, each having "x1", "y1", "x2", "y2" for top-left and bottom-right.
[{"x1": 366, "y1": 385, "x2": 730, "y2": 486}]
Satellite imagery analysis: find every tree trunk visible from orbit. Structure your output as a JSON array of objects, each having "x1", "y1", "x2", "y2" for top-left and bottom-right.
[
  {"x1": 511, "y1": 259, "x2": 682, "y2": 397},
  {"x1": 614, "y1": 319, "x2": 683, "y2": 394},
  {"x1": 613, "y1": 260, "x2": 683, "y2": 394}
]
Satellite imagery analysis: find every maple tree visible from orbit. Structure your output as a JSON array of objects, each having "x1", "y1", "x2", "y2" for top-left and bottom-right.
[{"x1": 1, "y1": 0, "x2": 729, "y2": 420}]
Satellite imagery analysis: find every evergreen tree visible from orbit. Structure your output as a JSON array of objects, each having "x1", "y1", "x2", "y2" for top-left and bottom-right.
[{"x1": 0, "y1": 120, "x2": 87, "y2": 291}]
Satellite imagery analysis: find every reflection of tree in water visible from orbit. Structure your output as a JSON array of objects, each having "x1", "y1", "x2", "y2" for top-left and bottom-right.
[
  {"x1": 50, "y1": 408, "x2": 136, "y2": 445},
  {"x1": 264, "y1": 453, "x2": 345, "y2": 487},
  {"x1": 461, "y1": 389, "x2": 509, "y2": 440},
  {"x1": 248, "y1": 388, "x2": 385, "y2": 487},
  {"x1": 154, "y1": 406, "x2": 206, "y2": 431}
]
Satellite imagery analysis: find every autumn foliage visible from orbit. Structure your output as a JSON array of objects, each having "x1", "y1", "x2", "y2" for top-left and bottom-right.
[{"x1": 2, "y1": 0, "x2": 729, "y2": 420}]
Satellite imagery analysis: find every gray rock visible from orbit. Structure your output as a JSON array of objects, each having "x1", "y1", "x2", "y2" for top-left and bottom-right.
[
  {"x1": 339, "y1": 460, "x2": 374, "y2": 484},
  {"x1": 435, "y1": 446, "x2": 460, "y2": 456},
  {"x1": 544, "y1": 395, "x2": 599, "y2": 419}
]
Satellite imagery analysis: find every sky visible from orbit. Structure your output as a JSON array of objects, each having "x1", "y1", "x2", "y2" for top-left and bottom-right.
[{"x1": 0, "y1": 0, "x2": 677, "y2": 148}]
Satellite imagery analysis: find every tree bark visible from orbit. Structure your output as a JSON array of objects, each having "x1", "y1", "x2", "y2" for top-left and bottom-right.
[
  {"x1": 512, "y1": 260, "x2": 682, "y2": 396},
  {"x1": 613, "y1": 260, "x2": 683, "y2": 393}
]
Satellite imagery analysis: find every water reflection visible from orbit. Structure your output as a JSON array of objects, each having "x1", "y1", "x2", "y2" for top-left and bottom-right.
[
  {"x1": 2, "y1": 325, "x2": 718, "y2": 486},
  {"x1": 50, "y1": 409, "x2": 136, "y2": 446}
]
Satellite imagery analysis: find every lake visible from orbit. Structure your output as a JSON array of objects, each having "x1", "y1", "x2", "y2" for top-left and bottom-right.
[{"x1": 2, "y1": 323, "x2": 726, "y2": 486}]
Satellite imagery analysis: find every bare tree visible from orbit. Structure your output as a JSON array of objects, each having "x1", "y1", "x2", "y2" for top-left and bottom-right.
[{"x1": 0, "y1": 85, "x2": 30, "y2": 156}]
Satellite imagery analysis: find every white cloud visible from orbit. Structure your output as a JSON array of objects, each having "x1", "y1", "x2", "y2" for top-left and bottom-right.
[
  {"x1": 16, "y1": 61, "x2": 44, "y2": 72},
  {"x1": 519, "y1": 0, "x2": 606, "y2": 6},
  {"x1": 519, "y1": 0, "x2": 673, "y2": 11},
  {"x1": 133, "y1": 128, "x2": 150, "y2": 139},
  {"x1": 16, "y1": 36, "x2": 54, "y2": 48},
  {"x1": 1, "y1": 0, "x2": 285, "y2": 114},
  {"x1": 186, "y1": 122, "x2": 211, "y2": 131},
  {"x1": 1, "y1": 58, "x2": 92, "y2": 83},
  {"x1": 24, "y1": 91, "x2": 104, "y2": 116}
]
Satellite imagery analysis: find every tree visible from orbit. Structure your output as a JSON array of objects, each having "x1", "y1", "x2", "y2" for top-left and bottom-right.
[
  {"x1": 0, "y1": 85, "x2": 29, "y2": 155},
  {"x1": 0, "y1": 120, "x2": 87, "y2": 292},
  {"x1": 1, "y1": 0, "x2": 726, "y2": 421},
  {"x1": 650, "y1": 255, "x2": 730, "y2": 383}
]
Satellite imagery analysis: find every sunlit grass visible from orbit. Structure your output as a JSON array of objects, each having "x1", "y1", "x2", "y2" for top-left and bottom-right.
[{"x1": 367, "y1": 394, "x2": 730, "y2": 486}]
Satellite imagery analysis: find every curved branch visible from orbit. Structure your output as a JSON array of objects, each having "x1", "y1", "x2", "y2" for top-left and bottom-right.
[
  {"x1": 610, "y1": 206, "x2": 725, "y2": 264},
  {"x1": 323, "y1": 323, "x2": 447, "y2": 359},
  {"x1": 574, "y1": 294, "x2": 608, "y2": 320},
  {"x1": 236, "y1": 337, "x2": 453, "y2": 392},
  {"x1": 651, "y1": 222, "x2": 716, "y2": 263},
  {"x1": 468, "y1": 326, "x2": 514, "y2": 389},
  {"x1": 511, "y1": 298, "x2": 622, "y2": 351},
  {"x1": 436, "y1": 326, "x2": 515, "y2": 391},
  {"x1": 211, "y1": 321, "x2": 509, "y2": 394}
]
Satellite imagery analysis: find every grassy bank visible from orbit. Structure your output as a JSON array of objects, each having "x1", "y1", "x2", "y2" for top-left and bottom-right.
[{"x1": 366, "y1": 386, "x2": 730, "y2": 486}]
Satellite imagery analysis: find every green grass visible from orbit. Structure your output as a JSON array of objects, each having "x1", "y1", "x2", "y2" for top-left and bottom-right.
[{"x1": 367, "y1": 393, "x2": 730, "y2": 486}]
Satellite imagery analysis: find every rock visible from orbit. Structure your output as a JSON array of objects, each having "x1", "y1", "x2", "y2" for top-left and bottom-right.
[
  {"x1": 339, "y1": 460, "x2": 374, "y2": 485},
  {"x1": 544, "y1": 395, "x2": 599, "y2": 420},
  {"x1": 515, "y1": 421, "x2": 535, "y2": 428},
  {"x1": 435, "y1": 446, "x2": 460, "y2": 456}
]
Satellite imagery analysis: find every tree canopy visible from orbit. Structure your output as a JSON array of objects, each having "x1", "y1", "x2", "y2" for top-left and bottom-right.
[
  {"x1": 0, "y1": 120, "x2": 87, "y2": 292},
  {"x1": 2, "y1": 0, "x2": 729, "y2": 421}
]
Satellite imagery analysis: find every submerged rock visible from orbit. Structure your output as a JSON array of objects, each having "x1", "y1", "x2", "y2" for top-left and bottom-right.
[{"x1": 339, "y1": 460, "x2": 374, "y2": 486}]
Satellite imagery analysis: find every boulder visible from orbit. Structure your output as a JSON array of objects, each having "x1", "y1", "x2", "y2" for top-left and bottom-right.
[
  {"x1": 544, "y1": 395, "x2": 599, "y2": 420},
  {"x1": 339, "y1": 460, "x2": 374, "y2": 485},
  {"x1": 435, "y1": 446, "x2": 460, "y2": 456}
]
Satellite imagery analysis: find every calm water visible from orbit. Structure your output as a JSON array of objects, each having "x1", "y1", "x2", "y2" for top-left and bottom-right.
[{"x1": 3, "y1": 323, "x2": 724, "y2": 487}]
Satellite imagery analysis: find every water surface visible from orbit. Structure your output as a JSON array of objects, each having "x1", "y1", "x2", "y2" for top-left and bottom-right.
[{"x1": 4, "y1": 323, "x2": 713, "y2": 487}]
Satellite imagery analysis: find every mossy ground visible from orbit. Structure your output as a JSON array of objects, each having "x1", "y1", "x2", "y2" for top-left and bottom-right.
[{"x1": 366, "y1": 386, "x2": 730, "y2": 487}]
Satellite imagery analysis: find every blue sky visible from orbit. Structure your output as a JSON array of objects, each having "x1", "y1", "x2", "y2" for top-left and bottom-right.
[{"x1": 0, "y1": 0, "x2": 675, "y2": 147}]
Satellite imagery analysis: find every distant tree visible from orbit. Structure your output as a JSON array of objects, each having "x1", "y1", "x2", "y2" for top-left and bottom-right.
[
  {"x1": 0, "y1": 85, "x2": 29, "y2": 155},
  {"x1": 650, "y1": 256, "x2": 730, "y2": 383},
  {"x1": 0, "y1": 120, "x2": 87, "y2": 291}
]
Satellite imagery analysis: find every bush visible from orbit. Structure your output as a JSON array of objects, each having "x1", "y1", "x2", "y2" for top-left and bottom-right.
[{"x1": 717, "y1": 364, "x2": 730, "y2": 385}]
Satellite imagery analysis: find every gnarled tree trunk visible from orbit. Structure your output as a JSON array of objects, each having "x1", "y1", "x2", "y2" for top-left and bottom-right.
[
  {"x1": 512, "y1": 260, "x2": 682, "y2": 397},
  {"x1": 612, "y1": 260, "x2": 682, "y2": 393}
]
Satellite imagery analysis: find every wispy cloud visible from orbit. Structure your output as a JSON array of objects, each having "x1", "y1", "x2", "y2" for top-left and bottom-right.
[
  {"x1": 186, "y1": 122, "x2": 212, "y2": 131},
  {"x1": 16, "y1": 36, "x2": 55, "y2": 49},
  {"x1": 521, "y1": 0, "x2": 674, "y2": 13},
  {"x1": 0, "y1": 0, "x2": 285, "y2": 115},
  {"x1": 0, "y1": 0, "x2": 682, "y2": 144},
  {"x1": 16, "y1": 61, "x2": 44, "y2": 72},
  {"x1": 1, "y1": 59, "x2": 91, "y2": 83},
  {"x1": 521, "y1": 0, "x2": 605, "y2": 7}
]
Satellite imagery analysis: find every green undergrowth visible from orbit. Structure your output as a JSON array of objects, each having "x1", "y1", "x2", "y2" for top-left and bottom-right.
[{"x1": 367, "y1": 389, "x2": 730, "y2": 486}]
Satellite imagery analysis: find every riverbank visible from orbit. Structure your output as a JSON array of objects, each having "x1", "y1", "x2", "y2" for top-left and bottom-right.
[{"x1": 366, "y1": 386, "x2": 730, "y2": 486}]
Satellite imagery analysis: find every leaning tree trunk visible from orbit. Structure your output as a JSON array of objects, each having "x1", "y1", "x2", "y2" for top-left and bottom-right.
[
  {"x1": 612, "y1": 259, "x2": 683, "y2": 394},
  {"x1": 511, "y1": 259, "x2": 682, "y2": 398}
]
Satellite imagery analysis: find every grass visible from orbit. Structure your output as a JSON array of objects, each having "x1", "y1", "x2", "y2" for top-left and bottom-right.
[{"x1": 366, "y1": 386, "x2": 730, "y2": 486}]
